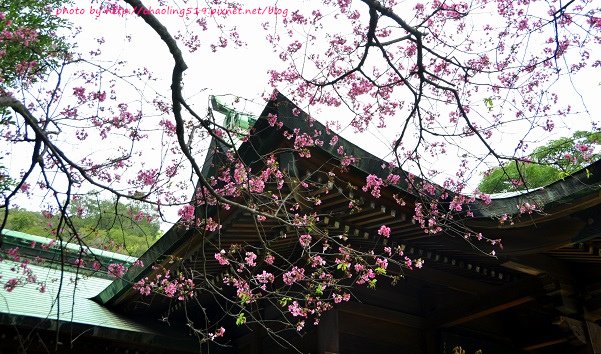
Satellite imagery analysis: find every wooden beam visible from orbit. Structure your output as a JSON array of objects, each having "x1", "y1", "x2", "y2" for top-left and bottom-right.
[
  {"x1": 338, "y1": 302, "x2": 426, "y2": 329},
  {"x1": 441, "y1": 296, "x2": 534, "y2": 328},
  {"x1": 354, "y1": 214, "x2": 397, "y2": 227},
  {"x1": 428, "y1": 276, "x2": 548, "y2": 328},
  {"x1": 522, "y1": 338, "x2": 569, "y2": 351},
  {"x1": 502, "y1": 254, "x2": 573, "y2": 284},
  {"x1": 407, "y1": 266, "x2": 496, "y2": 295}
]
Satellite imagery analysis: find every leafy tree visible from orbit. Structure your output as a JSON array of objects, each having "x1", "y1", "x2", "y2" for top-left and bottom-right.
[
  {"x1": 3, "y1": 208, "x2": 44, "y2": 233},
  {"x1": 72, "y1": 197, "x2": 161, "y2": 255},
  {"x1": 479, "y1": 131, "x2": 601, "y2": 193},
  {"x1": 2, "y1": 198, "x2": 160, "y2": 256},
  {"x1": 0, "y1": 156, "x2": 12, "y2": 193},
  {"x1": 0, "y1": 0, "x2": 72, "y2": 228},
  {"x1": 0, "y1": 0, "x2": 71, "y2": 89}
]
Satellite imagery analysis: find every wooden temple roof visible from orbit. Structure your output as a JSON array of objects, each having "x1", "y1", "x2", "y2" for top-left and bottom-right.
[{"x1": 94, "y1": 92, "x2": 601, "y2": 353}]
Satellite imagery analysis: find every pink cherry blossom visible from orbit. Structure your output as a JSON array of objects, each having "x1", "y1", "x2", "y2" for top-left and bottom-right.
[{"x1": 377, "y1": 225, "x2": 391, "y2": 238}]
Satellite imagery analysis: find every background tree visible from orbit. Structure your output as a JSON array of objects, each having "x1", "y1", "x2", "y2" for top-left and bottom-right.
[
  {"x1": 0, "y1": 0, "x2": 71, "y2": 89},
  {"x1": 1, "y1": 197, "x2": 160, "y2": 256},
  {"x1": 479, "y1": 131, "x2": 601, "y2": 193}
]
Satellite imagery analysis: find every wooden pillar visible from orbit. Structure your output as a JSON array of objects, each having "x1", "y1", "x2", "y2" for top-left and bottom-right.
[{"x1": 318, "y1": 310, "x2": 339, "y2": 354}]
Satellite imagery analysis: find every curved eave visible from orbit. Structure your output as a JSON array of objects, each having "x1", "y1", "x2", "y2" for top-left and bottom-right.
[{"x1": 470, "y1": 159, "x2": 601, "y2": 220}]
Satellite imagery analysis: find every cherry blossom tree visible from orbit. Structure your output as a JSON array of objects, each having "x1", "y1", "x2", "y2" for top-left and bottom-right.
[{"x1": 0, "y1": 0, "x2": 600, "y2": 348}]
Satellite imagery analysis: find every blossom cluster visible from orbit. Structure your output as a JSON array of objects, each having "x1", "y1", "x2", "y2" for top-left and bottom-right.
[
  {"x1": 134, "y1": 267, "x2": 195, "y2": 300},
  {"x1": 0, "y1": 247, "x2": 47, "y2": 293}
]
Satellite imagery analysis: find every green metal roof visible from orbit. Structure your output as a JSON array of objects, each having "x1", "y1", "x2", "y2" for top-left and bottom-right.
[
  {"x1": 0, "y1": 259, "x2": 156, "y2": 334},
  {"x1": 0, "y1": 229, "x2": 152, "y2": 331},
  {"x1": 1, "y1": 229, "x2": 136, "y2": 262},
  {"x1": 1, "y1": 229, "x2": 138, "y2": 278},
  {"x1": 0, "y1": 229, "x2": 206, "y2": 352}
]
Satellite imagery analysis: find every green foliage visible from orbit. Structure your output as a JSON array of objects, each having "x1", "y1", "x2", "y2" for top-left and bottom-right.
[
  {"x1": 530, "y1": 131, "x2": 601, "y2": 171},
  {"x1": 1, "y1": 198, "x2": 161, "y2": 256},
  {"x1": 2, "y1": 208, "x2": 47, "y2": 235},
  {"x1": 279, "y1": 297, "x2": 292, "y2": 307},
  {"x1": 0, "y1": 156, "x2": 13, "y2": 193},
  {"x1": 0, "y1": 0, "x2": 71, "y2": 88},
  {"x1": 367, "y1": 279, "x2": 377, "y2": 289},
  {"x1": 375, "y1": 266, "x2": 387, "y2": 275},
  {"x1": 479, "y1": 131, "x2": 601, "y2": 193},
  {"x1": 336, "y1": 262, "x2": 349, "y2": 271},
  {"x1": 483, "y1": 97, "x2": 494, "y2": 111},
  {"x1": 235, "y1": 312, "x2": 246, "y2": 326},
  {"x1": 478, "y1": 161, "x2": 561, "y2": 194}
]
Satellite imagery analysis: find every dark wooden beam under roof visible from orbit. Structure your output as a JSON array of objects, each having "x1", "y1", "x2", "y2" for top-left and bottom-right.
[
  {"x1": 522, "y1": 337, "x2": 570, "y2": 352},
  {"x1": 502, "y1": 253, "x2": 573, "y2": 281},
  {"x1": 426, "y1": 276, "x2": 553, "y2": 328},
  {"x1": 406, "y1": 266, "x2": 497, "y2": 295},
  {"x1": 338, "y1": 302, "x2": 426, "y2": 329}
]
